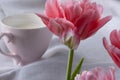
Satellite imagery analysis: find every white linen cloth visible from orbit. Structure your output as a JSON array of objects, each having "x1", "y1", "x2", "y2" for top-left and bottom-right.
[{"x1": 0, "y1": 0, "x2": 120, "y2": 80}]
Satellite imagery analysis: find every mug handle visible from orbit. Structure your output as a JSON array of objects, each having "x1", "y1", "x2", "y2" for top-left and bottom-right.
[{"x1": 0, "y1": 32, "x2": 22, "y2": 65}]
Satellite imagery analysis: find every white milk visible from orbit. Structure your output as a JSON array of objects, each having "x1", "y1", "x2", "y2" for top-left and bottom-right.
[{"x1": 2, "y1": 13, "x2": 45, "y2": 29}]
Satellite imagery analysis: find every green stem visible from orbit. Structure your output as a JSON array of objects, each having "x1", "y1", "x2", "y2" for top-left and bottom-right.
[{"x1": 66, "y1": 49, "x2": 74, "y2": 80}]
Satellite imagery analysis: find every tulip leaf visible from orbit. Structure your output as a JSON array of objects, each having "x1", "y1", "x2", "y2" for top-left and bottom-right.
[{"x1": 71, "y1": 58, "x2": 84, "y2": 80}]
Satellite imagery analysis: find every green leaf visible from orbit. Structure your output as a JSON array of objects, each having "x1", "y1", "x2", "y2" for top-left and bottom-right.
[{"x1": 71, "y1": 58, "x2": 84, "y2": 80}]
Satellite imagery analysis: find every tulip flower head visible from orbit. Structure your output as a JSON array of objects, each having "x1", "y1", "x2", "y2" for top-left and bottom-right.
[
  {"x1": 75, "y1": 67, "x2": 115, "y2": 80},
  {"x1": 37, "y1": 0, "x2": 112, "y2": 49},
  {"x1": 103, "y1": 30, "x2": 120, "y2": 68}
]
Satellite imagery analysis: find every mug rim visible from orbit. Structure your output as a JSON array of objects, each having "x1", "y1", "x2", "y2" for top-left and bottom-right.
[{"x1": 0, "y1": 13, "x2": 46, "y2": 30}]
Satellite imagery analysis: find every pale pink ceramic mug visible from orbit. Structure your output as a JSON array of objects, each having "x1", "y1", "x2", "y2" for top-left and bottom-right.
[{"x1": 0, "y1": 13, "x2": 52, "y2": 65}]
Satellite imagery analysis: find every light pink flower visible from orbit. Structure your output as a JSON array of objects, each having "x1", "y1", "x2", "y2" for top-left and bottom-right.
[
  {"x1": 103, "y1": 30, "x2": 120, "y2": 68},
  {"x1": 37, "y1": 0, "x2": 112, "y2": 49},
  {"x1": 75, "y1": 67, "x2": 115, "y2": 80}
]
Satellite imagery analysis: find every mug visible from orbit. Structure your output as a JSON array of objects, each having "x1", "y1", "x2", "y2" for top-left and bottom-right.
[{"x1": 0, "y1": 13, "x2": 52, "y2": 65}]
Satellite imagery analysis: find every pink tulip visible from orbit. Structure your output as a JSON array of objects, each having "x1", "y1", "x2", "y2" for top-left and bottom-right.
[
  {"x1": 75, "y1": 67, "x2": 115, "y2": 80},
  {"x1": 37, "y1": 0, "x2": 112, "y2": 49},
  {"x1": 103, "y1": 30, "x2": 120, "y2": 68}
]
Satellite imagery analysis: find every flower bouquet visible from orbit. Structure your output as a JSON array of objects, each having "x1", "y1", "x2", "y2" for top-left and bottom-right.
[{"x1": 36, "y1": 0, "x2": 119, "y2": 80}]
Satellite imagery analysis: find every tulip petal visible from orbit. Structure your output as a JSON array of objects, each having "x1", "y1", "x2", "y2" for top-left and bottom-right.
[
  {"x1": 103, "y1": 37, "x2": 120, "y2": 68},
  {"x1": 97, "y1": 16, "x2": 112, "y2": 28},
  {"x1": 110, "y1": 67, "x2": 115, "y2": 80},
  {"x1": 111, "y1": 47, "x2": 120, "y2": 67},
  {"x1": 62, "y1": 1, "x2": 82, "y2": 23},
  {"x1": 45, "y1": 0, "x2": 64, "y2": 18},
  {"x1": 91, "y1": 3, "x2": 101, "y2": 18},
  {"x1": 80, "y1": 71, "x2": 87, "y2": 80},
  {"x1": 75, "y1": 10, "x2": 94, "y2": 34},
  {"x1": 48, "y1": 18, "x2": 75, "y2": 37},
  {"x1": 110, "y1": 30, "x2": 120, "y2": 49},
  {"x1": 45, "y1": 0, "x2": 59, "y2": 18},
  {"x1": 75, "y1": 74, "x2": 80, "y2": 80},
  {"x1": 78, "y1": 12, "x2": 101, "y2": 39},
  {"x1": 48, "y1": 18, "x2": 63, "y2": 37},
  {"x1": 36, "y1": 13, "x2": 49, "y2": 25},
  {"x1": 71, "y1": 3, "x2": 82, "y2": 23},
  {"x1": 75, "y1": 67, "x2": 115, "y2": 80},
  {"x1": 75, "y1": 10, "x2": 101, "y2": 40},
  {"x1": 85, "y1": 16, "x2": 112, "y2": 38},
  {"x1": 86, "y1": 71, "x2": 97, "y2": 80},
  {"x1": 91, "y1": 67, "x2": 115, "y2": 80},
  {"x1": 97, "y1": 4, "x2": 103, "y2": 15}
]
